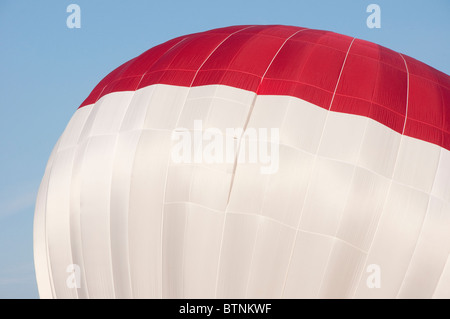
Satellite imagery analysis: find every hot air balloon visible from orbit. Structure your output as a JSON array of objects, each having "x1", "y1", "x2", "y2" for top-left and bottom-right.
[{"x1": 34, "y1": 25, "x2": 450, "y2": 299}]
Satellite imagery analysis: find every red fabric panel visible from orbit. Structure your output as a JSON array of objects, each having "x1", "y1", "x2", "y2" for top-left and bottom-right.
[
  {"x1": 332, "y1": 44, "x2": 379, "y2": 117},
  {"x1": 258, "y1": 30, "x2": 351, "y2": 109},
  {"x1": 80, "y1": 36, "x2": 187, "y2": 106},
  {"x1": 442, "y1": 87, "x2": 450, "y2": 134},
  {"x1": 372, "y1": 60, "x2": 408, "y2": 117},
  {"x1": 408, "y1": 74, "x2": 444, "y2": 129},
  {"x1": 78, "y1": 25, "x2": 450, "y2": 151},
  {"x1": 138, "y1": 32, "x2": 229, "y2": 88}
]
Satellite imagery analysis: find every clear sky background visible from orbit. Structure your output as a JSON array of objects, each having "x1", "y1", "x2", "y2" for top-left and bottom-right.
[{"x1": 0, "y1": 0, "x2": 448, "y2": 298}]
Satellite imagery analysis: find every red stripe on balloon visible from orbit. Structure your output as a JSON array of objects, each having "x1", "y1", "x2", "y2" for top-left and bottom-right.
[{"x1": 79, "y1": 25, "x2": 450, "y2": 151}]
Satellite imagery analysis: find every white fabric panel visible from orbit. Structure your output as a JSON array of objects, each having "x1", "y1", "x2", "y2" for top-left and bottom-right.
[
  {"x1": 34, "y1": 177, "x2": 52, "y2": 298},
  {"x1": 215, "y1": 85, "x2": 256, "y2": 106},
  {"x1": 280, "y1": 97, "x2": 327, "y2": 154},
  {"x1": 120, "y1": 86, "x2": 156, "y2": 132},
  {"x1": 40, "y1": 106, "x2": 94, "y2": 301},
  {"x1": 246, "y1": 219, "x2": 296, "y2": 298},
  {"x1": 186, "y1": 85, "x2": 218, "y2": 100},
  {"x1": 68, "y1": 139, "x2": 90, "y2": 299},
  {"x1": 260, "y1": 145, "x2": 314, "y2": 227},
  {"x1": 182, "y1": 203, "x2": 225, "y2": 298},
  {"x1": 247, "y1": 95, "x2": 289, "y2": 131},
  {"x1": 58, "y1": 105, "x2": 93, "y2": 150},
  {"x1": 357, "y1": 119, "x2": 401, "y2": 178},
  {"x1": 143, "y1": 85, "x2": 188, "y2": 130},
  {"x1": 318, "y1": 112, "x2": 367, "y2": 165},
  {"x1": 162, "y1": 203, "x2": 188, "y2": 298},
  {"x1": 282, "y1": 231, "x2": 334, "y2": 298},
  {"x1": 336, "y1": 167, "x2": 390, "y2": 251},
  {"x1": 431, "y1": 149, "x2": 450, "y2": 202},
  {"x1": 205, "y1": 96, "x2": 251, "y2": 132},
  {"x1": 393, "y1": 135, "x2": 441, "y2": 193},
  {"x1": 109, "y1": 130, "x2": 141, "y2": 298},
  {"x1": 79, "y1": 135, "x2": 117, "y2": 298},
  {"x1": 354, "y1": 182, "x2": 429, "y2": 298},
  {"x1": 433, "y1": 255, "x2": 450, "y2": 298},
  {"x1": 165, "y1": 163, "x2": 195, "y2": 204},
  {"x1": 397, "y1": 196, "x2": 450, "y2": 298},
  {"x1": 87, "y1": 92, "x2": 134, "y2": 136},
  {"x1": 318, "y1": 240, "x2": 366, "y2": 298},
  {"x1": 53, "y1": 104, "x2": 93, "y2": 299},
  {"x1": 189, "y1": 165, "x2": 233, "y2": 212},
  {"x1": 77, "y1": 99, "x2": 102, "y2": 142},
  {"x1": 203, "y1": 85, "x2": 254, "y2": 131},
  {"x1": 128, "y1": 130, "x2": 172, "y2": 298},
  {"x1": 299, "y1": 157, "x2": 354, "y2": 236},
  {"x1": 176, "y1": 95, "x2": 212, "y2": 131},
  {"x1": 216, "y1": 212, "x2": 259, "y2": 298},
  {"x1": 226, "y1": 160, "x2": 271, "y2": 215},
  {"x1": 45, "y1": 147, "x2": 77, "y2": 298},
  {"x1": 34, "y1": 139, "x2": 60, "y2": 299}
]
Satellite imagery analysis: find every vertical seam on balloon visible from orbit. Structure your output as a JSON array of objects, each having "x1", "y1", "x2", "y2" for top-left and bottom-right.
[
  {"x1": 135, "y1": 36, "x2": 191, "y2": 91},
  {"x1": 214, "y1": 28, "x2": 307, "y2": 298},
  {"x1": 71, "y1": 104, "x2": 102, "y2": 299},
  {"x1": 431, "y1": 254, "x2": 450, "y2": 298},
  {"x1": 64, "y1": 146, "x2": 80, "y2": 299},
  {"x1": 123, "y1": 92, "x2": 156, "y2": 299},
  {"x1": 396, "y1": 70, "x2": 444, "y2": 297},
  {"x1": 182, "y1": 25, "x2": 254, "y2": 298},
  {"x1": 172, "y1": 26, "x2": 255, "y2": 128},
  {"x1": 76, "y1": 138, "x2": 94, "y2": 299},
  {"x1": 113, "y1": 88, "x2": 161, "y2": 299},
  {"x1": 34, "y1": 169, "x2": 50, "y2": 297},
  {"x1": 96, "y1": 132, "x2": 119, "y2": 299},
  {"x1": 158, "y1": 25, "x2": 254, "y2": 298},
  {"x1": 123, "y1": 134, "x2": 140, "y2": 299},
  {"x1": 317, "y1": 37, "x2": 379, "y2": 297},
  {"x1": 118, "y1": 38, "x2": 189, "y2": 298},
  {"x1": 426, "y1": 79, "x2": 449, "y2": 298},
  {"x1": 394, "y1": 196, "x2": 431, "y2": 298},
  {"x1": 314, "y1": 37, "x2": 358, "y2": 297},
  {"x1": 65, "y1": 106, "x2": 95, "y2": 299},
  {"x1": 279, "y1": 36, "x2": 356, "y2": 298},
  {"x1": 40, "y1": 141, "x2": 59, "y2": 299},
  {"x1": 43, "y1": 147, "x2": 63, "y2": 299},
  {"x1": 399, "y1": 53, "x2": 410, "y2": 135},
  {"x1": 395, "y1": 63, "x2": 444, "y2": 296},
  {"x1": 180, "y1": 202, "x2": 190, "y2": 297},
  {"x1": 351, "y1": 51, "x2": 411, "y2": 298},
  {"x1": 321, "y1": 117, "x2": 372, "y2": 298},
  {"x1": 243, "y1": 217, "x2": 263, "y2": 298},
  {"x1": 346, "y1": 50, "x2": 384, "y2": 297},
  {"x1": 329, "y1": 37, "x2": 356, "y2": 111},
  {"x1": 243, "y1": 29, "x2": 308, "y2": 298},
  {"x1": 439, "y1": 78, "x2": 446, "y2": 149},
  {"x1": 107, "y1": 94, "x2": 138, "y2": 299},
  {"x1": 70, "y1": 143, "x2": 90, "y2": 299},
  {"x1": 63, "y1": 120, "x2": 81, "y2": 300},
  {"x1": 46, "y1": 140, "x2": 82, "y2": 298},
  {"x1": 229, "y1": 27, "x2": 306, "y2": 219},
  {"x1": 80, "y1": 103, "x2": 114, "y2": 298},
  {"x1": 328, "y1": 50, "x2": 382, "y2": 298},
  {"x1": 242, "y1": 31, "x2": 305, "y2": 296}
]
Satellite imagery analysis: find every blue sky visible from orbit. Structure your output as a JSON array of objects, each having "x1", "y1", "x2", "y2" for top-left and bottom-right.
[{"x1": 0, "y1": 0, "x2": 448, "y2": 298}]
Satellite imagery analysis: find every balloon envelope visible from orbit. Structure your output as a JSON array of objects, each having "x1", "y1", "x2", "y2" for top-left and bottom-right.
[{"x1": 34, "y1": 25, "x2": 450, "y2": 299}]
